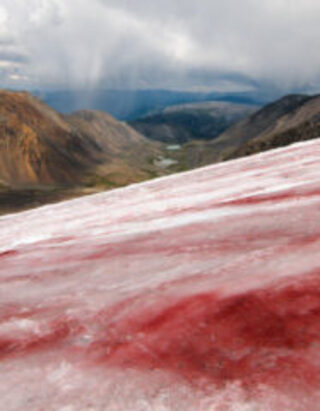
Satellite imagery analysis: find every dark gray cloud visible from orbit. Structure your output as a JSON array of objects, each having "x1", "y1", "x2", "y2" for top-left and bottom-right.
[
  {"x1": 0, "y1": 37, "x2": 15, "y2": 46},
  {"x1": 0, "y1": 50, "x2": 29, "y2": 64},
  {"x1": 1, "y1": 0, "x2": 320, "y2": 93}
]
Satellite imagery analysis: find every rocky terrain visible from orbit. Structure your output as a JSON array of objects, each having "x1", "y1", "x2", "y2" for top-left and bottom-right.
[{"x1": 226, "y1": 94, "x2": 320, "y2": 159}]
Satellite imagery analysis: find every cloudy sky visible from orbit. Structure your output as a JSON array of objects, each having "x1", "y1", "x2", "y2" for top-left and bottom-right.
[{"x1": 1, "y1": 0, "x2": 320, "y2": 94}]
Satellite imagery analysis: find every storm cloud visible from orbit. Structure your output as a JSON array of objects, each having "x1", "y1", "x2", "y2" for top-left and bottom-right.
[{"x1": 1, "y1": 0, "x2": 320, "y2": 93}]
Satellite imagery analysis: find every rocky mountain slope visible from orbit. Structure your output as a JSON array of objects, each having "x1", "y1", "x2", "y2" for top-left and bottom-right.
[
  {"x1": 169, "y1": 94, "x2": 320, "y2": 169},
  {"x1": 0, "y1": 91, "x2": 88, "y2": 186},
  {"x1": 65, "y1": 110, "x2": 162, "y2": 187},
  {"x1": 226, "y1": 94, "x2": 320, "y2": 159},
  {"x1": 130, "y1": 101, "x2": 257, "y2": 144}
]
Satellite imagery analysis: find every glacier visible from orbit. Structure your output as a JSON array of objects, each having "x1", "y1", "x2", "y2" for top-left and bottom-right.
[{"x1": 1, "y1": 139, "x2": 320, "y2": 410}]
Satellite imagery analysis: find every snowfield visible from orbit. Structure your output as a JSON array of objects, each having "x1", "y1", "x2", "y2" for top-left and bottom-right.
[{"x1": 1, "y1": 139, "x2": 320, "y2": 410}]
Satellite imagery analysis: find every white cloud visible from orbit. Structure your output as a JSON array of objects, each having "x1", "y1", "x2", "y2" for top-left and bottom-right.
[{"x1": 0, "y1": 0, "x2": 320, "y2": 93}]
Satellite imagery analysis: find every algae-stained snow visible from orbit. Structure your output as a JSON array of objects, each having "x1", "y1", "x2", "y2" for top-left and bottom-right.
[{"x1": 1, "y1": 140, "x2": 320, "y2": 410}]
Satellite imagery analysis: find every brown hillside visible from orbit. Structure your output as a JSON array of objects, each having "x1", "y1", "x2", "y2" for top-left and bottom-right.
[
  {"x1": 0, "y1": 91, "x2": 163, "y2": 188},
  {"x1": 0, "y1": 91, "x2": 165, "y2": 213},
  {"x1": 0, "y1": 91, "x2": 101, "y2": 186},
  {"x1": 66, "y1": 110, "x2": 162, "y2": 187},
  {"x1": 227, "y1": 95, "x2": 320, "y2": 159}
]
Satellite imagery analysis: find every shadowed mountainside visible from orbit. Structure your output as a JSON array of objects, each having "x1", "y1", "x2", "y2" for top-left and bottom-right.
[
  {"x1": 168, "y1": 94, "x2": 320, "y2": 170},
  {"x1": 226, "y1": 94, "x2": 320, "y2": 159},
  {"x1": 129, "y1": 101, "x2": 257, "y2": 144}
]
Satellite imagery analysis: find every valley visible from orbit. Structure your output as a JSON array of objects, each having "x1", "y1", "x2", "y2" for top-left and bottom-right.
[{"x1": 1, "y1": 90, "x2": 320, "y2": 214}]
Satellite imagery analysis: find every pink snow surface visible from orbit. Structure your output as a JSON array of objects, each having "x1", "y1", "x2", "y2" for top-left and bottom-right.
[{"x1": 1, "y1": 140, "x2": 320, "y2": 410}]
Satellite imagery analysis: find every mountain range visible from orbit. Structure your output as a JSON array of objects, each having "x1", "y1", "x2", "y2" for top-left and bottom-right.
[
  {"x1": 129, "y1": 101, "x2": 257, "y2": 144},
  {"x1": 1, "y1": 90, "x2": 320, "y2": 214},
  {"x1": 36, "y1": 89, "x2": 269, "y2": 120}
]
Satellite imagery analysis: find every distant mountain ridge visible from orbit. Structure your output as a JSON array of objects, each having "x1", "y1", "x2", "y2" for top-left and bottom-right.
[
  {"x1": 35, "y1": 89, "x2": 271, "y2": 120},
  {"x1": 129, "y1": 101, "x2": 257, "y2": 144}
]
